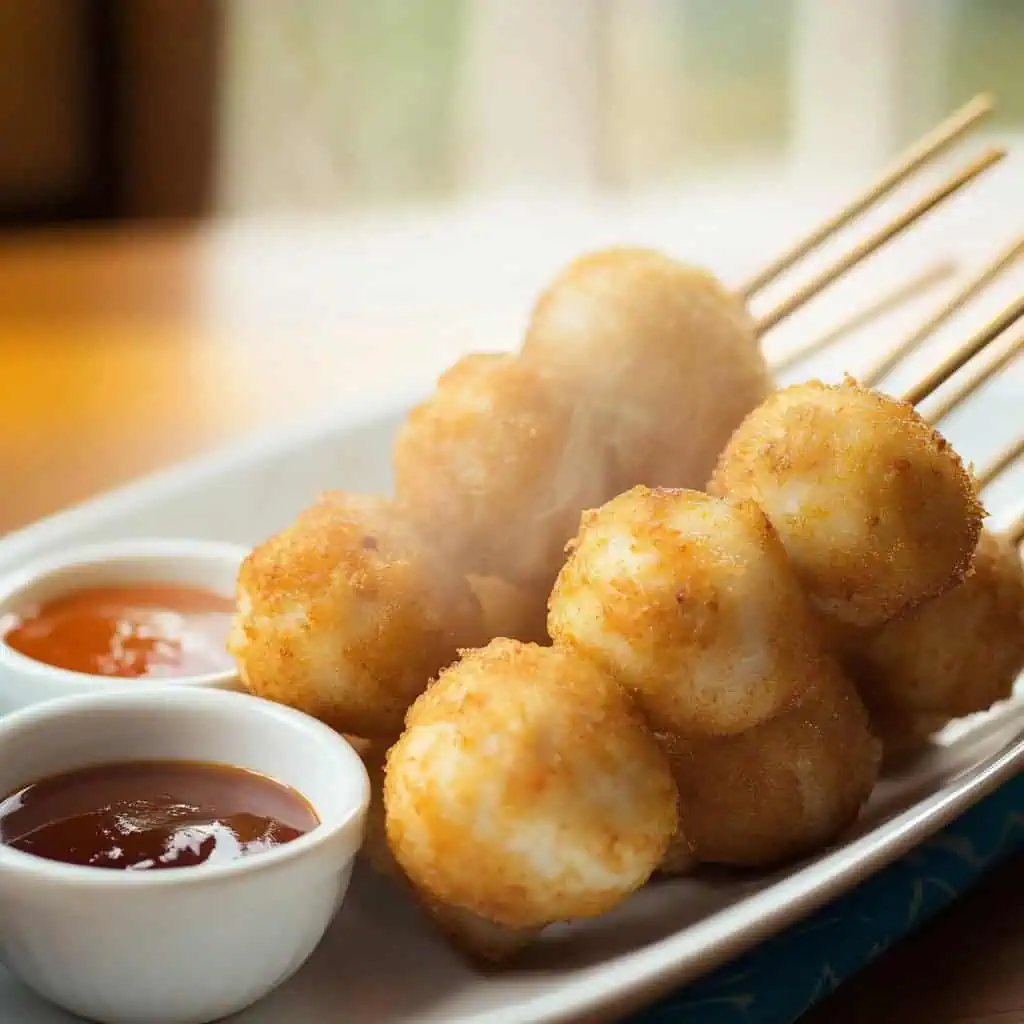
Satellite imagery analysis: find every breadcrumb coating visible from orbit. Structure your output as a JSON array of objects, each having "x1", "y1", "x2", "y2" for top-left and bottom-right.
[
  {"x1": 851, "y1": 528, "x2": 1024, "y2": 719},
  {"x1": 660, "y1": 669, "x2": 880, "y2": 866},
  {"x1": 394, "y1": 353, "x2": 610, "y2": 590},
  {"x1": 548, "y1": 486, "x2": 825, "y2": 736},
  {"x1": 384, "y1": 639, "x2": 678, "y2": 930},
  {"x1": 709, "y1": 377, "x2": 984, "y2": 627},
  {"x1": 229, "y1": 492, "x2": 484, "y2": 737}
]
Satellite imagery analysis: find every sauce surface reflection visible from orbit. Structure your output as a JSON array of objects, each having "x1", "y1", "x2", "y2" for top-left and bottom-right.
[
  {"x1": 1, "y1": 584, "x2": 235, "y2": 678},
  {"x1": 0, "y1": 760, "x2": 318, "y2": 870}
]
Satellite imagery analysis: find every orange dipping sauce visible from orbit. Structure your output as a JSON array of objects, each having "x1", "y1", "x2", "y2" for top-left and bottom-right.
[{"x1": 0, "y1": 584, "x2": 235, "y2": 679}]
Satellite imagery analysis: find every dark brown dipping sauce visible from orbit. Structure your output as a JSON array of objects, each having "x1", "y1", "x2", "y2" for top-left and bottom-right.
[
  {"x1": 0, "y1": 584, "x2": 235, "y2": 679},
  {"x1": 0, "y1": 761, "x2": 319, "y2": 871}
]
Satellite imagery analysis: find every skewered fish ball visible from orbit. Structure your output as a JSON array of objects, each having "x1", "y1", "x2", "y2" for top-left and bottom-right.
[
  {"x1": 393, "y1": 353, "x2": 612, "y2": 593},
  {"x1": 229, "y1": 492, "x2": 484, "y2": 738},
  {"x1": 709, "y1": 377, "x2": 983, "y2": 628},
  {"x1": 521, "y1": 247, "x2": 772, "y2": 493},
  {"x1": 351, "y1": 734, "x2": 538, "y2": 962},
  {"x1": 659, "y1": 669, "x2": 880, "y2": 867},
  {"x1": 384, "y1": 639, "x2": 678, "y2": 930},
  {"x1": 851, "y1": 528, "x2": 1024, "y2": 720},
  {"x1": 548, "y1": 486, "x2": 825, "y2": 737}
]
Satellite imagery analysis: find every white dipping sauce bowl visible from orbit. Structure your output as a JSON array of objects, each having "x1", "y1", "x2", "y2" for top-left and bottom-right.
[
  {"x1": 0, "y1": 538, "x2": 248, "y2": 713},
  {"x1": 0, "y1": 686, "x2": 370, "y2": 1024}
]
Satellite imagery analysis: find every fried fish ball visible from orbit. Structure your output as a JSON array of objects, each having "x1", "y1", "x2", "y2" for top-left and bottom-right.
[
  {"x1": 394, "y1": 353, "x2": 610, "y2": 590},
  {"x1": 467, "y1": 574, "x2": 550, "y2": 645},
  {"x1": 660, "y1": 670, "x2": 880, "y2": 867},
  {"x1": 521, "y1": 247, "x2": 771, "y2": 493},
  {"x1": 548, "y1": 486, "x2": 825, "y2": 736},
  {"x1": 384, "y1": 639, "x2": 678, "y2": 930},
  {"x1": 352, "y1": 734, "x2": 538, "y2": 961},
  {"x1": 851, "y1": 529, "x2": 1024, "y2": 720},
  {"x1": 229, "y1": 492, "x2": 484, "y2": 738},
  {"x1": 709, "y1": 378, "x2": 983, "y2": 628}
]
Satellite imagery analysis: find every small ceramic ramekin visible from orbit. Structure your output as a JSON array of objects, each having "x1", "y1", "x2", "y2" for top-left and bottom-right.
[
  {"x1": 0, "y1": 538, "x2": 248, "y2": 712},
  {"x1": 0, "y1": 686, "x2": 370, "y2": 1024}
]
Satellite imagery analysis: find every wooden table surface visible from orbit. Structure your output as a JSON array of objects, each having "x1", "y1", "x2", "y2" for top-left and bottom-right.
[{"x1": 0, "y1": 226, "x2": 1020, "y2": 1023}]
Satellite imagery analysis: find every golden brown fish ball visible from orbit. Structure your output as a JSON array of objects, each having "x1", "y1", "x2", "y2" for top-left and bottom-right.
[
  {"x1": 394, "y1": 353, "x2": 610, "y2": 590},
  {"x1": 352, "y1": 734, "x2": 538, "y2": 962},
  {"x1": 661, "y1": 670, "x2": 880, "y2": 867},
  {"x1": 229, "y1": 493, "x2": 484, "y2": 738},
  {"x1": 852, "y1": 529, "x2": 1024, "y2": 719},
  {"x1": 709, "y1": 378, "x2": 983, "y2": 628},
  {"x1": 384, "y1": 639, "x2": 678, "y2": 930},
  {"x1": 467, "y1": 573, "x2": 550, "y2": 645},
  {"x1": 521, "y1": 247, "x2": 771, "y2": 493},
  {"x1": 548, "y1": 486, "x2": 824, "y2": 736}
]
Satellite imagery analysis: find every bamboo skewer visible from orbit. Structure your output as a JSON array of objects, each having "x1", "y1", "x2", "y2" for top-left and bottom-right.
[
  {"x1": 902, "y1": 295, "x2": 1024, "y2": 406},
  {"x1": 768, "y1": 261, "x2": 957, "y2": 376},
  {"x1": 975, "y1": 438, "x2": 1024, "y2": 491},
  {"x1": 755, "y1": 149, "x2": 1006, "y2": 335},
  {"x1": 861, "y1": 237, "x2": 1024, "y2": 388},
  {"x1": 925, "y1": 333, "x2": 1024, "y2": 423},
  {"x1": 740, "y1": 93, "x2": 995, "y2": 300}
]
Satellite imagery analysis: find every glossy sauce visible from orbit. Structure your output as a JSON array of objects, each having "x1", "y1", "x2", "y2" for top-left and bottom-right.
[
  {"x1": 0, "y1": 584, "x2": 235, "y2": 678},
  {"x1": 0, "y1": 760, "x2": 318, "y2": 870}
]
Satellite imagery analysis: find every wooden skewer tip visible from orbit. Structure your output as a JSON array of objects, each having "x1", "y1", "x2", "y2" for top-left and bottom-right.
[
  {"x1": 741, "y1": 93, "x2": 996, "y2": 300},
  {"x1": 756, "y1": 148, "x2": 1006, "y2": 336},
  {"x1": 928, "y1": 332, "x2": 1024, "y2": 424},
  {"x1": 975, "y1": 437, "x2": 1024, "y2": 492},
  {"x1": 863, "y1": 234, "x2": 1024, "y2": 390},
  {"x1": 901, "y1": 293, "x2": 1024, "y2": 407}
]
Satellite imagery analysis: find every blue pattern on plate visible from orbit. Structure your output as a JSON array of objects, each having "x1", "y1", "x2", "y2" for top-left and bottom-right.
[{"x1": 630, "y1": 774, "x2": 1024, "y2": 1023}]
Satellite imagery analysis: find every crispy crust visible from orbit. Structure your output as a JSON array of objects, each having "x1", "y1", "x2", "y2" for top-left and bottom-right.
[
  {"x1": 393, "y1": 353, "x2": 605, "y2": 590},
  {"x1": 709, "y1": 377, "x2": 984, "y2": 628},
  {"x1": 229, "y1": 492, "x2": 484, "y2": 737},
  {"x1": 659, "y1": 669, "x2": 880, "y2": 867},
  {"x1": 384, "y1": 639, "x2": 678, "y2": 930},
  {"x1": 548, "y1": 486, "x2": 827, "y2": 736},
  {"x1": 852, "y1": 528, "x2": 1024, "y2": 719},
  {"x1": 350, "y1": 734, "x2": 538, "y2": 962}
]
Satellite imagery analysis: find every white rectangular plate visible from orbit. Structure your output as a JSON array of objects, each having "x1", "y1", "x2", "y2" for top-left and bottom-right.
[{"x1": 0, "y1": 389, "x2": 1020, "y2": 1024}]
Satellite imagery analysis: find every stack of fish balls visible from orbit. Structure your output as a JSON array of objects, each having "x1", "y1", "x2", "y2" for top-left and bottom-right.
[
  {"x1": 707, "y1": 376, "x2": 1021, "y2": 758},
  {"x1": 228, "y1": 245, "x2": 1018, "y2": 964},
  {"x1": 546, "y1": 486, "x2": 881, "y2": 870}
]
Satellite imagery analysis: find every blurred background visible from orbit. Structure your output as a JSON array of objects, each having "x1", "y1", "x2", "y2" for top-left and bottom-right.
[
  {"x1": 1, "y1": 0, "x2": 1023, "y2": 534},
  {"x1": 1, "y1": 0, "x2": 1023, "y2": 225}
]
